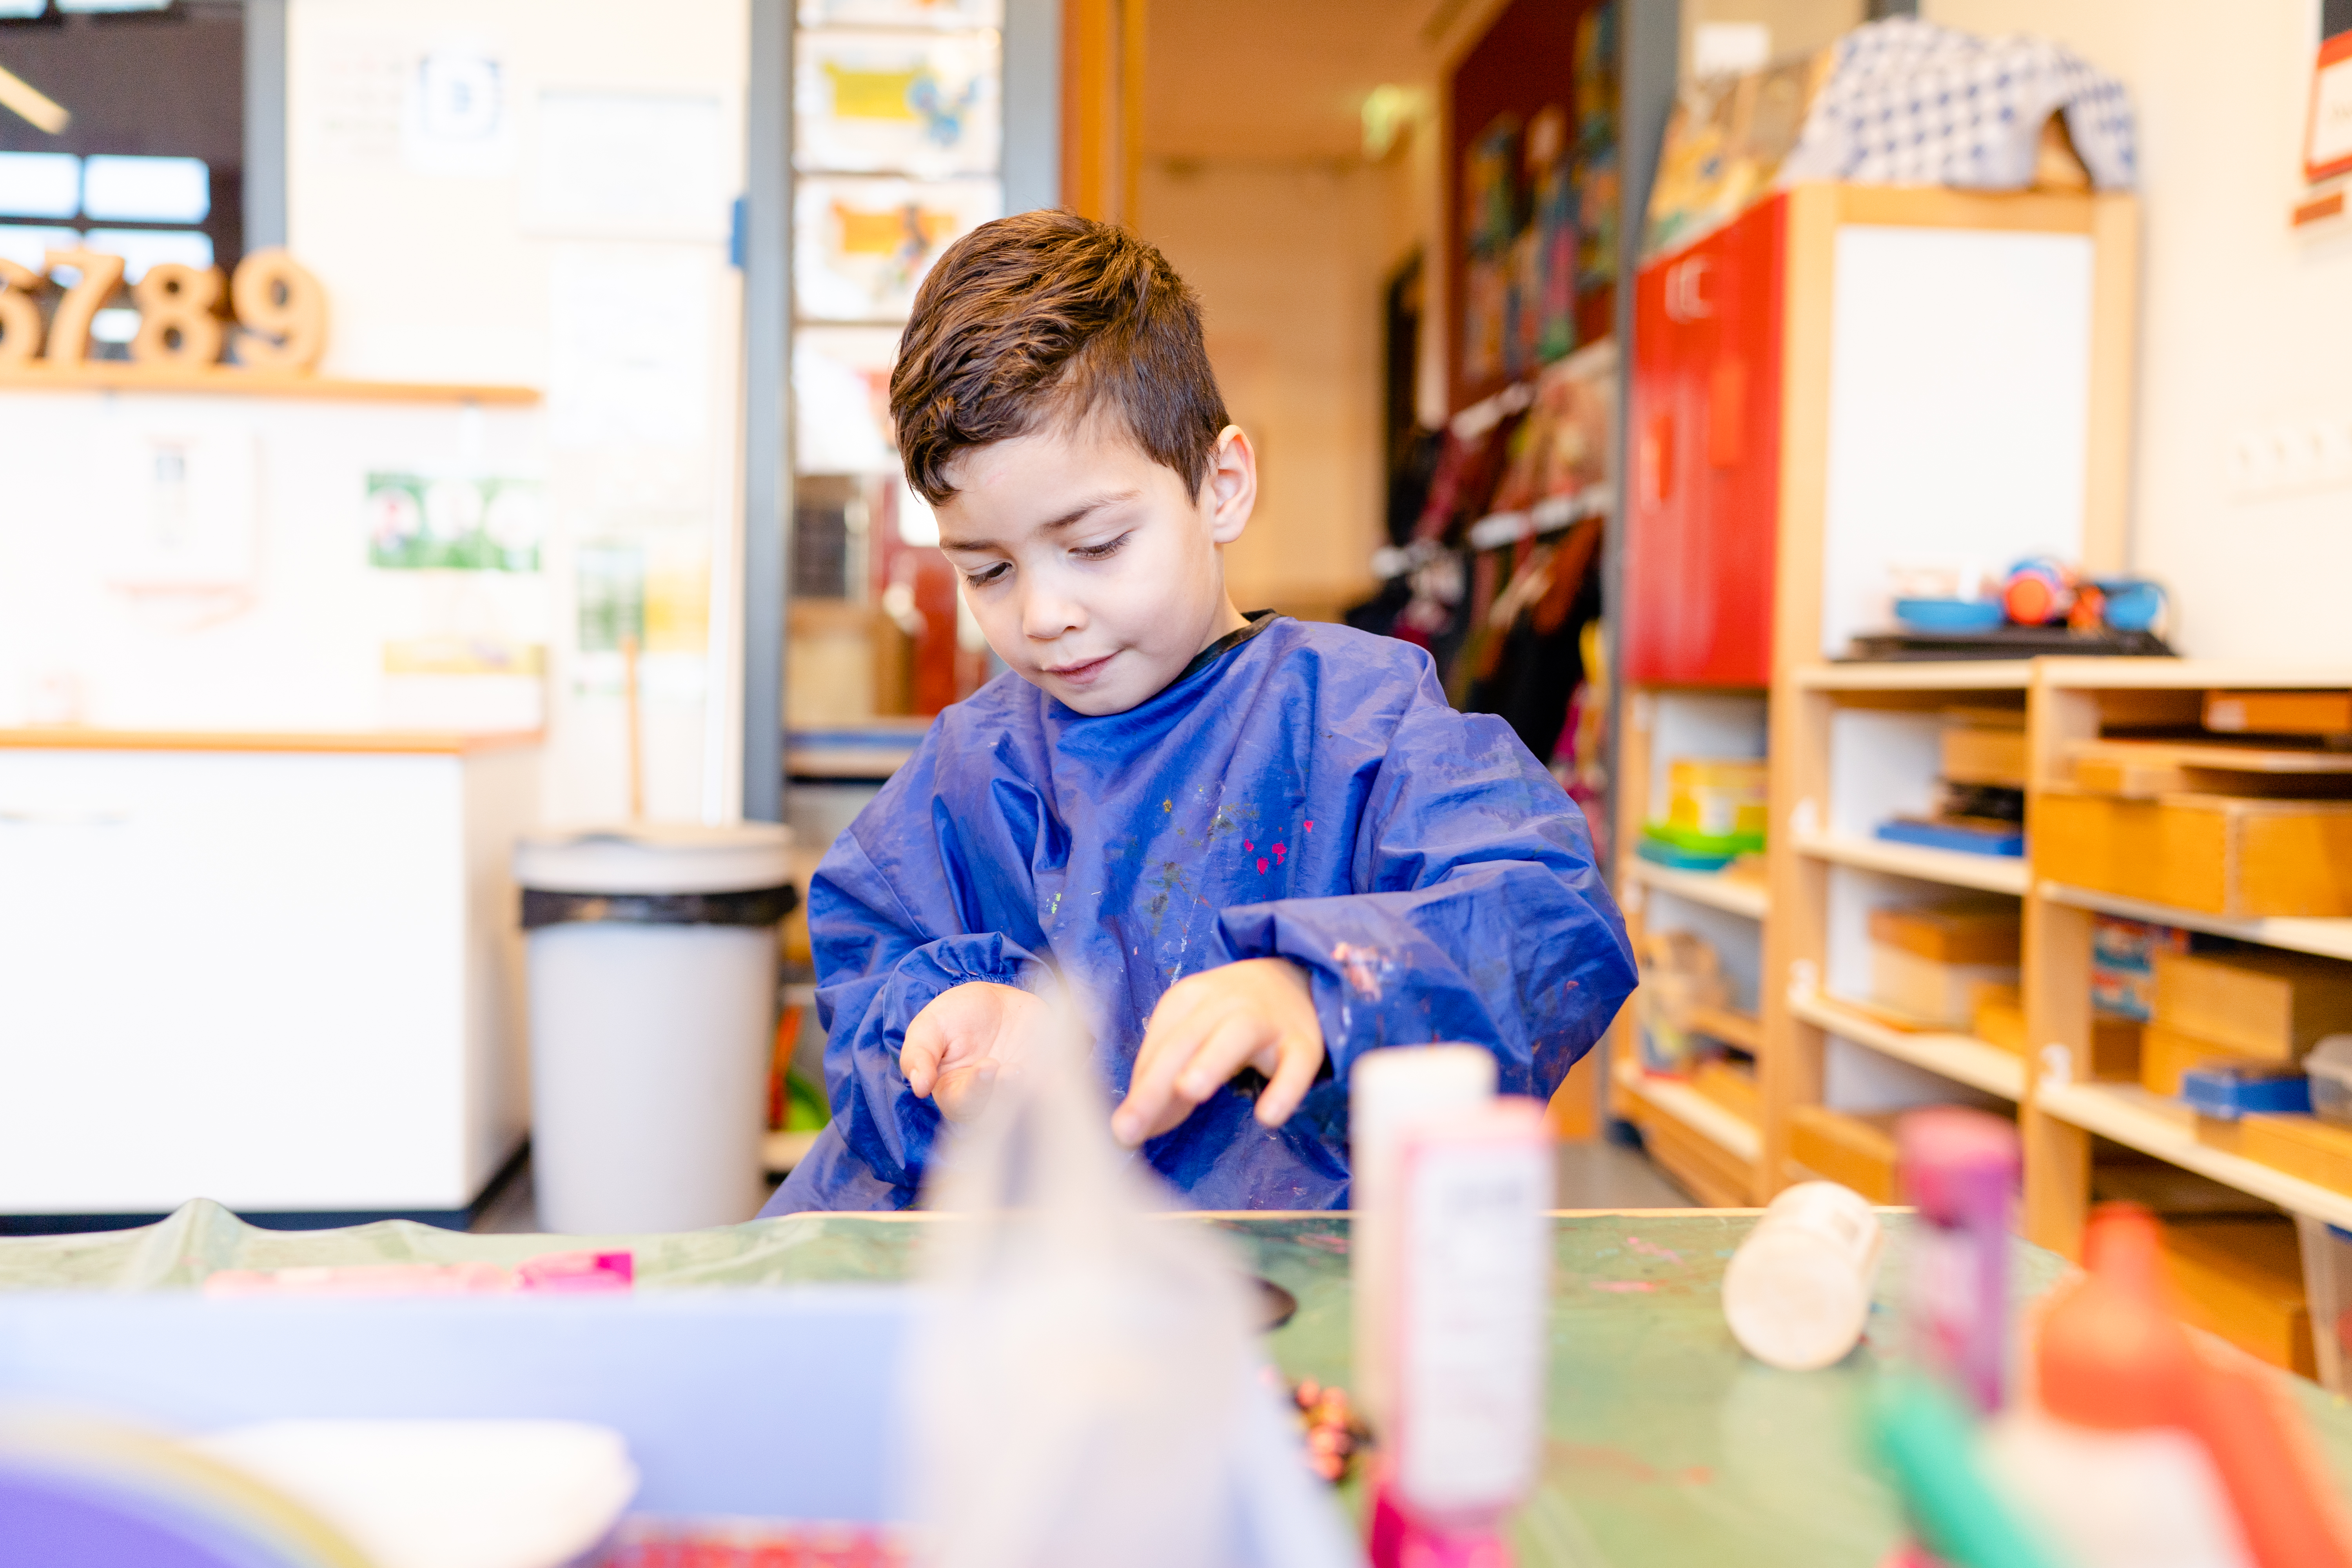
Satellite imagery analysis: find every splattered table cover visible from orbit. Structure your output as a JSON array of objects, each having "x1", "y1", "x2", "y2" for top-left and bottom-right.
[{"x1": 6, "y1": 1202, "x2": 2352, "y2": 1566}]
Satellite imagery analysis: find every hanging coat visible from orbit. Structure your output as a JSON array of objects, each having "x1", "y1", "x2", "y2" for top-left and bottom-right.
[{"x1": 763, "y1": 613, "x2": 1635, "y2": 1215}]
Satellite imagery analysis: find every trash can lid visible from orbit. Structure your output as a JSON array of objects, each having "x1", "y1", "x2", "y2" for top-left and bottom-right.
[{"x1": 514, "y1": 822, "x2": 794, "y2": 895}]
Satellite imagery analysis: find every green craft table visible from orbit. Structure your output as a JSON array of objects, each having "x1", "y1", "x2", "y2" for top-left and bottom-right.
[{"x1": 9, "y1": 1200, "x2": 2352, "y2": 1566}]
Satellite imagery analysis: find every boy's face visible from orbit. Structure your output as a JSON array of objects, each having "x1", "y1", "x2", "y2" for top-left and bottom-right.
[{"x1": 935, "y1": 418, "x2": 1256, "y2": 716}]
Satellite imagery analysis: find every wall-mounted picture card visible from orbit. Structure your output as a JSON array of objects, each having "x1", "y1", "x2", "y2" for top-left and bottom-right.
[
  {"x1": 794, "y1": 29, "x2": 1001, "y2": 179},
  {"x1": 366, "y1": 473, "x2": 544, "y2": 573},
  {"x1": 795, "y1": 175, "x2": 1001, "y2": 322},
  {"x1": 794, "y1": 325, "x2": 904, "y2": 475},
  {"x1": 797, "y1": 0, "x2": 1003, "y2": 27}
]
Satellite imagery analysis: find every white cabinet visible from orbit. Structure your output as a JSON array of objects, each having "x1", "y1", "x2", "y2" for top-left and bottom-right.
[{"x1": 0, "y1": 735, "x2": 538, "y2": 1217}]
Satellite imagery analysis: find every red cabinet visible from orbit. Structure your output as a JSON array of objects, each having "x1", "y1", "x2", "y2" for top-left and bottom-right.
[{"x1": 1622, "y1": 194, "x2": 1786, "y2": 686}]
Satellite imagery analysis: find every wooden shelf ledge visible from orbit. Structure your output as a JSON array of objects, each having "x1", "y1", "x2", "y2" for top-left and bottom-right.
[
  {"x1": 0, "y1": 363, "x2": 541, "y2": 404},
  {"x1": 1619, "y1": 1067, "x2": 1763, "y2": 1164},
  {"x1": 1793, "y1": 829, "x2": 2030, "y2": 895},
  {"x1": 1790, "y1": 988, "x2": 2026, "y2": 1101},
  {"x1": 1688, "y1": 1004, "x2": 1765, "y2": 1053},
  {"x1": 1626, "y1": 857, "x2": 1771, "y2": 921},
  {"x1": 1793, "y1": 660, "x2": 2036, "y2": 691},
  {"x1": 2035, "y1": 657, "x2": 2352, "y2": 690},
  {"x1": 2035, "y1": 1080, "x2": 2352, "y2": 1231},
  {"x1": 2039, "y1": 881, "x2": 2352, "y2": 964},
  {"x1": 0, "y1": 728, "x2": 542, "y2": 755}
]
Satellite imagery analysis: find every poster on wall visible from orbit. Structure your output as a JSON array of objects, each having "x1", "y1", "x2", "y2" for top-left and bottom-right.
[
  {"x1": 793, "y1": 29, "x2": 1001, "y2": 179},
  {"x1": 794, "y1": 175, "x2": 1000, "y2": 321}
]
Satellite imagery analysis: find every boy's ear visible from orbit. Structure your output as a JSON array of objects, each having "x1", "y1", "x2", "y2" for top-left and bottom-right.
[{"x1": 1202, "y1": 425, "x2": 1256, "y2": 545}]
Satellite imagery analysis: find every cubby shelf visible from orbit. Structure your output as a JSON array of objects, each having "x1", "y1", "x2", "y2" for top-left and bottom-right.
[
  {"x1": 1626, "y1": 857, "x2": 1769, "y2": 921},
  {"x1": 1789, "y1": 988, "x2": 2026, "y2": 1101},
  {"x1": 1791, "y1": 829, "x2": 2029, "y2": 897},
  {"x1": 2033, "y1": 1080, "x2": 2352, "y2": 1234},
  {"x1": 2038, "y1": 882, "x2": 2352, "y2": 965},
  {"x1": 1619, "y1": 1067, "x2": 1763, "y2": 1164}
]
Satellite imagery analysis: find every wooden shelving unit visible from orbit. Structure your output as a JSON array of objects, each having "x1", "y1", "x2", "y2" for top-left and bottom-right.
[
  {"x1": 1657, "y1": 655, "x2": 2352, "y2": 1266},
  {"x1": 1607, "y1": 682, "x2": 1770, "y2": 1203},
  {"x1": 1762, "y1": 662, "x2": 2037, "y2": 1192},
  {"x1": 2020, "y1": 660, "x2": 2352, "y2": 1258}
]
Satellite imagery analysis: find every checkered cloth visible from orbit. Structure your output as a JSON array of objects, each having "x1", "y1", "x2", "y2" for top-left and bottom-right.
[{"x1": 1777, "y1": 17, "x2": 2136, "y2": 192}]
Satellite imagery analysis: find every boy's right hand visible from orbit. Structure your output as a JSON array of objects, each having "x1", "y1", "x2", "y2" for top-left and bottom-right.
[{"x1": 900, "y1": 981, "x2": 1046, "y2": 1123}]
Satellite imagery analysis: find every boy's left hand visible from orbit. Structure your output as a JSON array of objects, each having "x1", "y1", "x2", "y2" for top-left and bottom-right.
[{"x1": 1111, "y1": 958, "x2": 1323, "y2": 1147}]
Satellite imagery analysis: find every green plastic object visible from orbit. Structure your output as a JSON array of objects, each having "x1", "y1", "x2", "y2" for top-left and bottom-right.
[
  {"x1": 1642, "y1": 820, "x2": 1766, "y2": 857},
  {"x1": 1868, "y1": 1374, "x2": 2063, "y2": 1568}
]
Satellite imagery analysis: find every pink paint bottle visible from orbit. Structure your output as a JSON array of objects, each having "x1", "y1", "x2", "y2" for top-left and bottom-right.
[
  {"x1": 1898, "y1": 1108, "x2": 2019, "y2": 1413},
  {"x1": 1368, "y1": 1097, "x2": 1553, "y2": 1568}
]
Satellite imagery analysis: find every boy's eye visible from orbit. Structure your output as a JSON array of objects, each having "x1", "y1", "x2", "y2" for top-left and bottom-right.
[
  {"x1": 962, "y1": 563, "x2": 1009, "y2": 587},
  {"x1": 1072, "y1": 533, "x2": 1131, "y2": 561}
]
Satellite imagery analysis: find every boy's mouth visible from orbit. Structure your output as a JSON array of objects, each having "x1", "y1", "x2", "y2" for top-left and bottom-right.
[{"x1": 1044, "y1": 652, "x2": 1116, "y2": 686}]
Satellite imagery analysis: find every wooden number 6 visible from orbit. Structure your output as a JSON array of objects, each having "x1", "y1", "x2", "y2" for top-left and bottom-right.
[
  {"x1": 230, "y1": 248, "x2": 327, "y2": 370},
  {"x1": 130, "y1": 263, "x2": 225, "y2": 365},
  {"x1": 42, "y1": 248, "x2": 125, "y2": 366},
  {"x1": 0, "y1": 259, "x2": 41, "y2": 365}
]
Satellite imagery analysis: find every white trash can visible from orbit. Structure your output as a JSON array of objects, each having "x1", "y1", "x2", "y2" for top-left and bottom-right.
[{"x1": 514, "y1": 824, "x2": 795, "y2": 1234}]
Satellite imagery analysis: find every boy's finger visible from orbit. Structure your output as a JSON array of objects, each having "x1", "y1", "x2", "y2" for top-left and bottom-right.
[
  {"x1": 901, "y1": 1015, "x2": 947, "y2": 1098},
  {"x1": 1252, "y1": 1033, "x2": 1323, "y2": 1129},
  {"x1": 1118, "y1": 999, "x2": 1222, "y2": 1143},
  {"x1": 934, "y1": 1060, "x2": 999, "y2": 1122},
  {"x1": 1176, "y1": 1013, "x2": 1276, "y2": 1102}
]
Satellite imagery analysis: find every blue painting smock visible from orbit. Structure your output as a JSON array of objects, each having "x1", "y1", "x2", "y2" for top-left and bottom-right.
[{"x1": 764, "y1": 614, "x2": 1635, "y2": 1214}]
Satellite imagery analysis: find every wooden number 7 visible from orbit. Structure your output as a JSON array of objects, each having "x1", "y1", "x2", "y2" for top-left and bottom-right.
[
  {"x1": 0, "y1": 259, "x2": 41, "y2": 365},
  {"x1": 42, "y1": 248, "x2": 125, "y2": 366}
]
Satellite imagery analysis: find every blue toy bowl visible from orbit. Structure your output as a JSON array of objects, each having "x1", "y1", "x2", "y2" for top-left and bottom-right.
[{"x1": 1894, "y1": 597, "x2": 2005, "y2": 633}]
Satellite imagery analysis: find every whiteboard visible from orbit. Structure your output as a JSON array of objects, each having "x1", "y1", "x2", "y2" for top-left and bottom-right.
[{"x1": 1819, "y1": 225, "x2": 2095, "y2": 659}]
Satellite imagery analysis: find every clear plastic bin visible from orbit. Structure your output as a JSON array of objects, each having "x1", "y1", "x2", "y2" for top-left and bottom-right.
[
  {"x1": 2307, "y1": 1035, "x2": 2352, "y2": 1128},
  {"x1": 2294, "y1": 1214, "x2": 2352, "y2": 1394}
]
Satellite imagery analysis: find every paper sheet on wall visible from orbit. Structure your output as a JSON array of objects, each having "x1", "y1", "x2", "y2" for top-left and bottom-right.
[
  {"x1": 546, "y1": 247, "x2": 714, "y2": 455},
  {"x1": 525, "y1": 93, "x2": 731, "y2": 241}
]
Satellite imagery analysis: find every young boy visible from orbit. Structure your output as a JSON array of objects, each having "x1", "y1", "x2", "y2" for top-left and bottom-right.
[{"x1": 766, "y1": 210, "x2": 1634, "y2": 1214}]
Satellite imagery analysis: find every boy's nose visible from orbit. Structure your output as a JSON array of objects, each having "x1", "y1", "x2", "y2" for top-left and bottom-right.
[{"x1": 1020, "y1": 588, "x2": 1085, "y2": 642}]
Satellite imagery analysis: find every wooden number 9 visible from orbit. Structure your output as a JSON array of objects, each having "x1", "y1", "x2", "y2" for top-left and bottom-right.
[
  {"x1": 230, "y1": 248, "x2": 327, "y2": 370},
  {"x1": 130, "y1": 263, "x2": 225, "y2": 365},
  {"x1": 0, "y1": 259, "x2": 40, "y2": 365}
]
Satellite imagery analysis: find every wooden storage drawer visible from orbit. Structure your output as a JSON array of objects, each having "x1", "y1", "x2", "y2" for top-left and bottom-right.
[
  {"x1": 2159, "y1": 1218, "x2": 2314, "y2": 1377},
  {"x1": 2153, "y1": 947, "x2": 2352, "y2": 1061},
  {"x1": 1786, "y1": 1106, "x2": 1902, "y2": 1203},
  {"x1": 1942, "y1": 725, "x2": 2028, "y2": 789},
  {"x1": 2199, "y1": 1113, "x2": 2352, "y2": 1197},
  {"x1": 2034, "y1": 790, "x2": 2352, "y2": 917},
  {"x1": 2142, "y1": 1020, "x2": 2263, "y2": 1098}
]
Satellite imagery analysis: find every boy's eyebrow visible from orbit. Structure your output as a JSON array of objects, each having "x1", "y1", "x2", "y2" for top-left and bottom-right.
[{"x1": 938, "y1": 490, "x2": 1141, "y2": 553}]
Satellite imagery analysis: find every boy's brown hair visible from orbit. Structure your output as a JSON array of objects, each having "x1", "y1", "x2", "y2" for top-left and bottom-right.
[{"x1": 889, "y1": 209, "x2": 1229, "y2": 505}]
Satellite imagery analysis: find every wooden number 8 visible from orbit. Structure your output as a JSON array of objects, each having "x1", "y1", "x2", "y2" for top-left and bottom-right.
[
  {"x1": 230, "y1": 248, "x2": 327, "y2": 371},
  {"x1": 129, "y1": 263, "x2": 225, "y2": 365},
  {"x1": 0, "y1": 259, "x2": 40, "y2": 365}
]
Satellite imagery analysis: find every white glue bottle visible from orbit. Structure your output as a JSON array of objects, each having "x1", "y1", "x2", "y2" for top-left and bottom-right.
[
  {"x1": 1721, "y1": 1181, "x2": 1884, "y2": 1371},
  {"x1": 1373, "y1": 1097, "x2": 1554, "y2": 1567},
  {"x1": 1350, "y1": 1044, "x2": 1497, "y2": 1436}
]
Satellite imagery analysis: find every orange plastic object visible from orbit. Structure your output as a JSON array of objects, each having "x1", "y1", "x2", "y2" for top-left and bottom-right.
[
  {"x1": 2038, "y1": 1205, "x2": 2202, "y2": 1432},
  {"x1": 2038, "y1": 1205, "x2": 2352, "y2": 1568}
]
